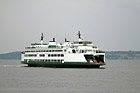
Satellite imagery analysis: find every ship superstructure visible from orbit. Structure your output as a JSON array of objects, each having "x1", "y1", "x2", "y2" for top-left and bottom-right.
[{"x1": 21, "y1": 31, "x2": 105, "y2": 68}]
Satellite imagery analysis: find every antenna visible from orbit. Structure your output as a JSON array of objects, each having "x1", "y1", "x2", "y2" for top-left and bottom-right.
[
  {"x1": 41, "y1": 33, "x2": 44, "y2": 41},
  {"x1": 40, "y1": 33, "x2": 44, "y2": 44},
  {"x1": 77, "y1": 31, "x2": 83, "y2": 41},
  {"x1": 77, "y1": 31, "x2": 81, "y2": 39},
  {"x1": 65, "y1": 38, "x2": 70, "y2": 42}
]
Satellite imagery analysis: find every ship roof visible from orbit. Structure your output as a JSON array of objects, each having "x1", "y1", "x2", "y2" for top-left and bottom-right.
[
  {"x1": 73, "y1": 41, "x2": 92, "y2": 44},
  {"x1": 31, "y1": 43, "x2": 48, "y2": 45}
]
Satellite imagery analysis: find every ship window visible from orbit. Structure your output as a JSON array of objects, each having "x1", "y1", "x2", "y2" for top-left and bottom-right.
[
  {"x1": 79, "y1": 50, "x2": 84, "y2": 53},
  {"x1": 48, "y1": 54, "x2": 64, "y2": 57},
  {"x1": 79, "y1": 42, "x2": 83, "y2": 44},
  {"x1": 40, "y1": 59, "x2": 44, "y2": 61},
  {"x1": 57, "y1": 50, "x2": 61, "y2": 52},
  {"x1": 87, "y1": 50, "x2": 92, "y2": 52},
  {"x1": 57, "y1": 50, "x2": 60, "y2": 52},
  {"x1": 61, "y1": 59, "x2": 64, "y2": 62},
  {"x1": 40, "y1": 54, "x2": 45, "y2": 57},
  {"x1": 24, "y1": 54, "x2": 37, "y2": 57},
  {"x1": 72, "y1": 50, "x2": 76, "y2": 53}
]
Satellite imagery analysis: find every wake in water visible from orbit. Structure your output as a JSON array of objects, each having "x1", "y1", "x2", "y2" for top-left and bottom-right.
[{"x1": 0, "y1": 64, "x2": 27, "y2": 68}]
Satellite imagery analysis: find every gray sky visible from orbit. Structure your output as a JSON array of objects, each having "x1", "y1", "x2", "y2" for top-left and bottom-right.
[{"x1": 0, "y1": 0, "x2": 140, "y2": 53}]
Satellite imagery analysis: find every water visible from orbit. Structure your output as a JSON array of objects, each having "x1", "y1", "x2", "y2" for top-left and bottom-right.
[{"x1": 0, "y1": 60, "x2": 140, "y2": 93}]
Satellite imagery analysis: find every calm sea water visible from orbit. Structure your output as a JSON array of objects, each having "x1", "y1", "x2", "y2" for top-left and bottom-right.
[{"x1": 0, "y1": 60, "x2": 140, "y2": 93}]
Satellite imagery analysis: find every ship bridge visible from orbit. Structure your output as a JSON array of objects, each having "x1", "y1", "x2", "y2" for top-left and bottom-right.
[{"x1": 73, "y1": 41, "x2": 93, "y2": 46}]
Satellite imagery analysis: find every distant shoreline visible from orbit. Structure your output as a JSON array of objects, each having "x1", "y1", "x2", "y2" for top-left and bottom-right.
[
  {"x1": 0, "y1": 51, "x2": 140, "y2": 60},
  {"x1": 105, "y1": 51, "x2": 140, "y2": 60},
  {"x1": 0, "y1": 51, "x2": 21, "y2": 60}
]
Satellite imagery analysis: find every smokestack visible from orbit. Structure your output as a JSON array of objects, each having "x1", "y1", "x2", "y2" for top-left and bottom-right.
[
  {"x1": 53, "y1": 38, "x2": 55, "y2": 42},
  {"x1": 65, "y1": 38, "x2": 69, "y2": 42}
]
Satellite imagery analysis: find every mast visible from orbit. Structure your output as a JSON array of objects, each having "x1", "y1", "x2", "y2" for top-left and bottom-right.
[
  {"x1": 77, "y1": 31, "x2": 83, "y2": 41},
  {"x1": 65, "y1": 38, "x2": 70, "y2": 42},
  {"x1": 40, "y1": 33, "x2": 44, "y2": 44}
]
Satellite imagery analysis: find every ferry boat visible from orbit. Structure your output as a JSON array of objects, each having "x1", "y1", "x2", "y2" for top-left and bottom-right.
[{"x1": 21, "y1": 31, "x2": 105, "y2": 68}]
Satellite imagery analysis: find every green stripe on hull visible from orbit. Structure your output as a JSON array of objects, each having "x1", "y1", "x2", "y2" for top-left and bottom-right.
[
  {"x1": 64, "y1": 62, "x2": 87, "y2": 64},
  {"x1": 21, "y1": 61, "x2": 105, "y2": 66},
  {"x1": 21, "y1": 61, "x2": 105, "y2": 68},
  {"x1": 63, "y1": 62, "x2": 105, "y2": 65}
]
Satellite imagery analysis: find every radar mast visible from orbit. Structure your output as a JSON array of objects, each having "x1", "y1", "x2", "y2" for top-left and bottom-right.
[
  {"x1": 40, "y1": 33, "x2": 44, "y2": 44},
  {"x1": 77, "y1": 31, "x2": 83, "y2": 41}
]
